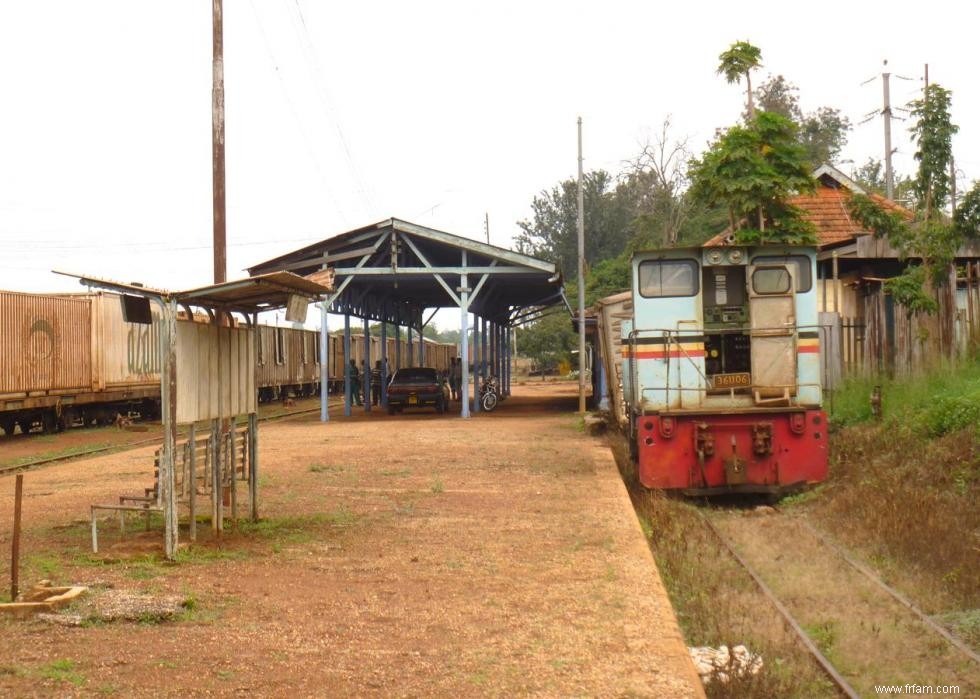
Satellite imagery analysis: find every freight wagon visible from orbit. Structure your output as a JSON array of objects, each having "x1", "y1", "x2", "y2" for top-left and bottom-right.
[
  {"x1": 608, "y1": 245, "x2": 829, "y2": 495},
  {"x1": 1, "y1": 290, "x2": 458, "y2": 434}
]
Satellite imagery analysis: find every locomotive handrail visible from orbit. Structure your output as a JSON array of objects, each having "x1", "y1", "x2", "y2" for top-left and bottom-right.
[{"x1": 625, "y1": 323, "x2": 830, "y2": 412}]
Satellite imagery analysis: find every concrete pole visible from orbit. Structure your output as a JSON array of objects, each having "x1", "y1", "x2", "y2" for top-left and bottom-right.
[
  {"x1": 343, "y1": 312, "x2": 352, "y2": 417},
  {"x1": 883, "y1": 65, "x2": 894, "y2": 201},
  {"x1": 576, "y1": 116, "x2": 587, "y2": 413},
  {"x1": 320, "y1": 301, "x2": 329, "y2": 422}
]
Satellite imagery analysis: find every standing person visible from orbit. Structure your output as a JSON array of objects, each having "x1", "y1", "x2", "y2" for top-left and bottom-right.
[
  {"x1": 371, "y1": 360, "x2": 382, "y2": 406},
  {"x1": 449, "y1": 357, "x2": 461, "y2": 402},
  {"x1": 347, "y1": 360, "x2": 362, "y2": 406}
]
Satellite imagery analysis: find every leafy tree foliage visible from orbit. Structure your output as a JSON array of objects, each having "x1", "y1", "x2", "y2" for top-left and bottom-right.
[
  {"x1": 847, "y1": 83, "x2": 965, "y2": 319},
  {"x1": 517, "y1": 311, "x2": 576, "y2": 373},
  {"x1": 688, "y1": 111, "x2": 817, "y2": 244},
  {"x1": 750, "y1": 75, "x2": 851, "y2": 165},
  {"x1": 515, "y1": 170, "x2": 632, "y2": 278},
  {"x1": 717, "y1": 41, "x2": 762, "y2": 117},
  {"x1": 909, "y1": 84, "x2": 958, "y2": 217},
  {"x1": 953, "y1": 181, "x2": 980, "y2": 238}
]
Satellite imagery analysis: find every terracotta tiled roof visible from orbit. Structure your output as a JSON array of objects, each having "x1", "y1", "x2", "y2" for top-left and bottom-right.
[{"x1": 703, "y1": 179, "x2": 913, "y2": 249}]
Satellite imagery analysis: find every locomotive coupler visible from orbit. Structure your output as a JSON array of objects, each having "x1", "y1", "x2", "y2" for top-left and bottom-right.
[
  {"x1": 723, "y1": 435, "x2": 747, "y2": 485},
  {"x1": 694, "y1": 422, "x2": 715, "y2": 457},
  {"x1": 752, "y1": 422, "x2": 773, "y2": 456}
]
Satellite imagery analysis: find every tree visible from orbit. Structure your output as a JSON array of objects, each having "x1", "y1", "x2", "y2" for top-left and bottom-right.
[
  {"x1": 717, "y1": 41, "x2": 763, "y2": 118},
  {"x1": 847, "y1": 83, "x2": 964, "y2": 328},
  {"x1": 688, "y1": 111, "x2": 817, "y2": 244},
  {"x1": 910, "y1": 84, "x2": 958, "y2": 220},
  {"x1": 750, "y1": 75, "x2": 851, "y2": 165},
  {"x1": 621, "y1": 117, "x2": 694, "y2": 247},
  {"x1": 954, "y1": 181, "x2": 980, "y2": 239},
  {"x1": 516, "y1": 311, "x2": 576, "y2": 373},
  {"x1": 515, "y1": 170, "x2": 632, "y2": 278}
]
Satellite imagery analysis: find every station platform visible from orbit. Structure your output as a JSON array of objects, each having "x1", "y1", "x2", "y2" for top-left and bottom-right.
[{"x1": 0, "y1": 382, "x2": 703, "y2": 697}]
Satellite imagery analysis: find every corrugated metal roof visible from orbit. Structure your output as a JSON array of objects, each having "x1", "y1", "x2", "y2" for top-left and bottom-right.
[{"x1": 51, "y1": 271, "x2": 332, "y2": 312}]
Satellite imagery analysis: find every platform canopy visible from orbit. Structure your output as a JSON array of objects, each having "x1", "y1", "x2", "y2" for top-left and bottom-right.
[
  {"x1": 248, "y1": 218, "x2": 563, "y2": 420},
  {"x1": 247, "y1": 218, "x2": 563, "y2": 325}
]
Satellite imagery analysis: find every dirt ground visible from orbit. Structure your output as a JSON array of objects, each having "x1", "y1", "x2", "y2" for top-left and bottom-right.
[{"x1": 0, "y1": 382, "x2": 702, "y2": 697}]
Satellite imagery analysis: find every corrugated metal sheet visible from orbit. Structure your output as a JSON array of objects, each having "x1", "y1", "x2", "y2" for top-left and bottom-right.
[
  {"x1": 0, "y1": 291, "x2": 93, "y2": 395},
  {"x1": 92, "y1": 293, "x2": 163, "y2": 389},
  {"x1": 176, "y1": 323, "x2": 256, "y2": 423}
]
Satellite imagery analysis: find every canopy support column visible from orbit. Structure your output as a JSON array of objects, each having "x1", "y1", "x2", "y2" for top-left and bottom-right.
[
  {"x1": 473, "y1": 315, "x2": 482, "y2": 414},
  {"x1": 320, "y1": 301, "x2": 329, "y2": 422},
  {"x1": 460, "y1": 251, "x2": 470, "y2": 419},
  {"x1": 394, "y1": 319, "x2": 401, "y2": 370},
  {"x1": 344, "y1": 311, "x2": 352, "y2": 417},
  {"x1": 407, "y1": 325, "x2": 414, "y2": 367},
  {"x1": 381, "y1": 320, "x2": 389, "y2": 409},
  {"x1": 363, "y1": 315, "x2": 371, "y2": 412}
]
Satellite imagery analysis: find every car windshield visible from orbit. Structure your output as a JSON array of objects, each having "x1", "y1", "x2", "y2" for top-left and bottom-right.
[{"x1": 391, "y1": 368, "x2": 438, "y2": 384}]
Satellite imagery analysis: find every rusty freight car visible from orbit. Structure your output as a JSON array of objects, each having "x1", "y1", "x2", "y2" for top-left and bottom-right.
[{"x1": 0, "y1": 290, "x2": 161, "y2": 435}]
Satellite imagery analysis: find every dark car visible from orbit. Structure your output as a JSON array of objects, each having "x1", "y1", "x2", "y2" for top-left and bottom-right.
[{"x1": 387, "y1": 367, "x2": 450, "y2": 414}]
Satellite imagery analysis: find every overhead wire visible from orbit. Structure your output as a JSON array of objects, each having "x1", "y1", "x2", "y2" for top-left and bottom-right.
[
  {"x1": 247, "y1": 0, "x2": 350, "y2": 226},
  {"x1": 285, "y1": 0, "x2": 378, "y2": 215}
]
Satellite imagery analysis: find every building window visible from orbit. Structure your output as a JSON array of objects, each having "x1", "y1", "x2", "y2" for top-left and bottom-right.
[{"x1": 314, "y1": 333, "x2": 321, "y2": 365}]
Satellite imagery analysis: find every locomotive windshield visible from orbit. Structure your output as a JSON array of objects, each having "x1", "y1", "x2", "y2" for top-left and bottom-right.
[{"x1": 637, "y1": 259, "x2": 698, "y2": 298}]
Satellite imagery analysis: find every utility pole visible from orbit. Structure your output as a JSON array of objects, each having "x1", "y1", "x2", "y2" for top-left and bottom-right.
[
  {"x1": 882, "y1": 61, "x2": 894, "y2": 201},
  {"x1": 484, "y1": 212, "x2": 490, "y2": 244},
  {"x1": 576, "y1": 117, "x2": 586, "y2": 414},
  {"x1": 212, "y1": 0, "x2": 226, "y2": 283}
]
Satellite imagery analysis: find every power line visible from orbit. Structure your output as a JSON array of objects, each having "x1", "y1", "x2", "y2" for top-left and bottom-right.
[
  {"x1": 248, "y1": 0, "x2": 349, "y2": 225},
  {"x1": 285, "y1": 0, "x2": 378, "y2": 214}
]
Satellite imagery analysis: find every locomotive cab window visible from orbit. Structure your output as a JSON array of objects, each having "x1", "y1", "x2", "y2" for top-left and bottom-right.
[
  {"x1": 752, "y1": 266, "x2": 793, "y2": 295},
  {"x1": 750, "y1": 255, "x2": 811, "y2": 292},
  {"x1": 638, "y1": 259, "x2": 699, "y2": 298}
]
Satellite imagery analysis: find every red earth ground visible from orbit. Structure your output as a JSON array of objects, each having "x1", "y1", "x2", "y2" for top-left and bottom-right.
[{"x1": 0, "y1": 382, "x2": 702, "y2": 697}]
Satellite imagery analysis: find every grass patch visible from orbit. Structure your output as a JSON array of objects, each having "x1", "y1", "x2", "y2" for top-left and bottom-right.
[
  {"x1": 309, "y1": 463, "x2": 345, "y2": 474},
  {"x1": 236, "y1": 509, "x2": 357, "y2": 547},
  {"x1": 380, "y1": 468, "x2": 411, "y2": 477},
  {"x1": 37, "y1": 659, "x2": 85, "y2": 687},
  {"x1": 430, "y1": 479, "x2": 444, "y2": 493},
  {"x1": 828, "y1": 359, "x2": 980, "y2": 436},
  {"x1": 802, "y1": 620, "x2": 837, "y2": 655},
  {"x1": 2, "y1": 442, "x2": 115, "y2": 468}
]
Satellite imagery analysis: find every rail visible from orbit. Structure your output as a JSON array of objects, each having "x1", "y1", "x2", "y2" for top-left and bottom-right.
[{"x1": 0, "y1": 405, "x2": 321, "y2": 478}]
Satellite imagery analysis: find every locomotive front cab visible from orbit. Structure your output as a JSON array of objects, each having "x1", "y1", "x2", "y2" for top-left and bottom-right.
[{"x1": 626, "y1": 246, "x2": 827, "y2": 494}]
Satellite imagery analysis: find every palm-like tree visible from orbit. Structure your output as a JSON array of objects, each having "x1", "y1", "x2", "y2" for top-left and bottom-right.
[{"x1": 717, "y1": 41, "x2": 763, "y2": 118}]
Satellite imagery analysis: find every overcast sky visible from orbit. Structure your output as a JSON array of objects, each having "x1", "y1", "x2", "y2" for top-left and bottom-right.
[{"x1": 1, "y1": 1, "x2": 976, "y2": 330}]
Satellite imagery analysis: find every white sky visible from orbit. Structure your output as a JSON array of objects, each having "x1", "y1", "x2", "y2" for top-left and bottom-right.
[{"x1": 1, "y1": 1, "x2": 976, "y2": 331}]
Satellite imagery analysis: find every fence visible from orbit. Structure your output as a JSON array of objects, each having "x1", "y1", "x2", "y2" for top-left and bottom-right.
[{"x1": 822, "y1": 261, "x2": 980, "y2": 382}]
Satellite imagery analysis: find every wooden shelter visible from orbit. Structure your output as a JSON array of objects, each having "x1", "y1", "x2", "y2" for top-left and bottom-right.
[{"x1": 54, "y1": 271, "x2": 332, "y2": 559}]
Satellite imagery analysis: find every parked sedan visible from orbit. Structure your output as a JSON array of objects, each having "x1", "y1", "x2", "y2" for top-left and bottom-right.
[{"x1": 387, "y1": 367, "x2": 450, "y2": 414}]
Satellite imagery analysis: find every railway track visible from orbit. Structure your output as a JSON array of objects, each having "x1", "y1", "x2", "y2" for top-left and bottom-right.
[
  {"x1": 0, "y1": 406, "x2": 322, "y2": 478},
  {"x1": 701, "y1": 506, "x2": 979, "y2": 697}
]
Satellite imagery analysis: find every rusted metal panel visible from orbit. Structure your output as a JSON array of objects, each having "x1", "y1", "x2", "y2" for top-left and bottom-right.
[
  {"x1": 176, "y1": 323, "x2": 255, "y2": 423},
  {"x1": 0, "y1": 291, "x2": 93, "y2": 395},
  {"x1": 92, "y1": 293, "x2": 162, "y2": 389}
]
